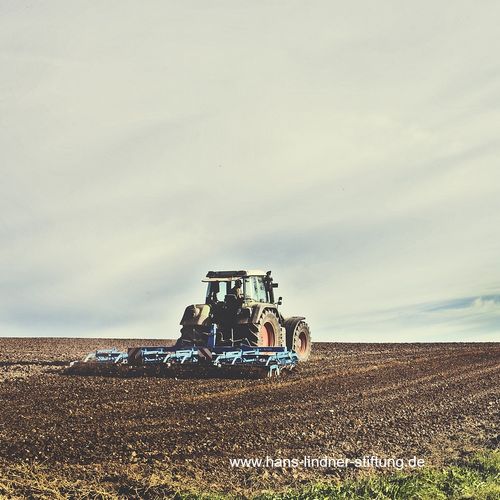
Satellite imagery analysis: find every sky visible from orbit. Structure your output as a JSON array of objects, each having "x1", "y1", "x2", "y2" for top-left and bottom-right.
[{"x1": 1, "y1": 1, "x2": 499, "y2": 342}]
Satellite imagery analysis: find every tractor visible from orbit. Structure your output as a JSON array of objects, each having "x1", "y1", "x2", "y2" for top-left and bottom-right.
[{"x1": 176, "y1": 270, "x2": 312, "y2": 361}]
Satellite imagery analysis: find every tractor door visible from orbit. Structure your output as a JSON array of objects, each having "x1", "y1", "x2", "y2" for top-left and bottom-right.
[{"x1": 244, "y1": 277, "x2": 267, "y2": 303}]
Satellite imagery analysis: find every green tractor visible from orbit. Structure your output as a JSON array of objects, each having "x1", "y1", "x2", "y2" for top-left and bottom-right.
[{"x1": 176, "y1": 270, "x2": 312, "y2": 361}]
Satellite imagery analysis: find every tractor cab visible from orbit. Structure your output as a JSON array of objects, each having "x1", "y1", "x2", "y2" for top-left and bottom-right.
[{"x1": 203, "y1": 270, "x2": 277, "y2": 306}]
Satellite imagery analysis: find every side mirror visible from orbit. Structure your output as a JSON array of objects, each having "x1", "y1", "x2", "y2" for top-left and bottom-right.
[{"x1": 277, "y1": 296, "x2": 283, "y2": 306}]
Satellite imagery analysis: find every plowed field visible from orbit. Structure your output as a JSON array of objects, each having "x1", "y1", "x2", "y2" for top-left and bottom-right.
[{"x1": 0, "y1": 339, "x2": 498, "y2": 495}]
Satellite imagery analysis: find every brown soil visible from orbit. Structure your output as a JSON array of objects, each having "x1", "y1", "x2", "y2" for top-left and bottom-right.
[{"x1": 0, "y1": 339, "x2": 498, "y2": 495}]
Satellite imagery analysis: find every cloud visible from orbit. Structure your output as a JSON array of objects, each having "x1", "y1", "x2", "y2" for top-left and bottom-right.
[
  {"x1": 316, "y1": 295, "x2": 500, "y2": 342},
  {"x1": 427, "y1": 296, "x2": 500, "y2": 322}
]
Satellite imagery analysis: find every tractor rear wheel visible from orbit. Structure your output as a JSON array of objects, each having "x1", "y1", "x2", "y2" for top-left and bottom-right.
[{"x1": 255, "y1": 310, "x2": 285, "y2": 347}]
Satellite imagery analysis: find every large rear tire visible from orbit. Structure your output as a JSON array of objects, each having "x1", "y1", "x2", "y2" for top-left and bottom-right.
[{"x1": 255, "y1": 310, "x2": 285, "y2": 347}]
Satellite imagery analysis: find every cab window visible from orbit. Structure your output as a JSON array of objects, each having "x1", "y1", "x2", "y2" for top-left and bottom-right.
[
  {"x1": 251, "y1": 277, "x2": 267, "y2": 302},
  {"x1": 206, "y1": 281, "x2": 229, "y2": 303}
]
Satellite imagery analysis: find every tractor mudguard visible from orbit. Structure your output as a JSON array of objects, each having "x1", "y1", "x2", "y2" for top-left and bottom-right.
[
  {"x1": 180, "y1": 304, "x2": 211, "y2": 327},
  {"x1": 249, "y1": 304, "x2": 284, "y2": 325}
]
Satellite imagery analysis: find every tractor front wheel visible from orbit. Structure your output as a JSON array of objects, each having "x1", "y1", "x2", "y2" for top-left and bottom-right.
[
  {"x1": 285, "y1": 318, "x2": 312, "y2": 361},
  {"x1": 291, "y1": 321, "x2": 312, "y2": 361}
]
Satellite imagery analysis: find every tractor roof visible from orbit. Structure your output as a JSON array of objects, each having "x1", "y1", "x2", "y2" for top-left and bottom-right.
[{"x1": 203, "y1": 270, "x2": 267, "y2": 282}]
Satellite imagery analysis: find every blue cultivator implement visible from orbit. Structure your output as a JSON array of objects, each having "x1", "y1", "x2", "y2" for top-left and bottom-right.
[
  {"x1": 65, "y1": 328, "x2": 299, "y2": 378},
  {"x1": 212, "y1": 346, "x2": 298, "y2": 377},
  {"x1": 65, "y1": 348, "x2": 128, "y2": 375},
  {"x1": 126, "y1": 344, "x2": 299, "y2": 378},
  {"x1": 127, "y1": 325, "x2": 299, "y2": 377}
]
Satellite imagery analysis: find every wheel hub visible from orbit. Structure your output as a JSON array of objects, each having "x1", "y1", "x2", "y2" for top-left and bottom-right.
[{"x1": 260, "y1": 322, "x2": 275, "y2": 346}]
